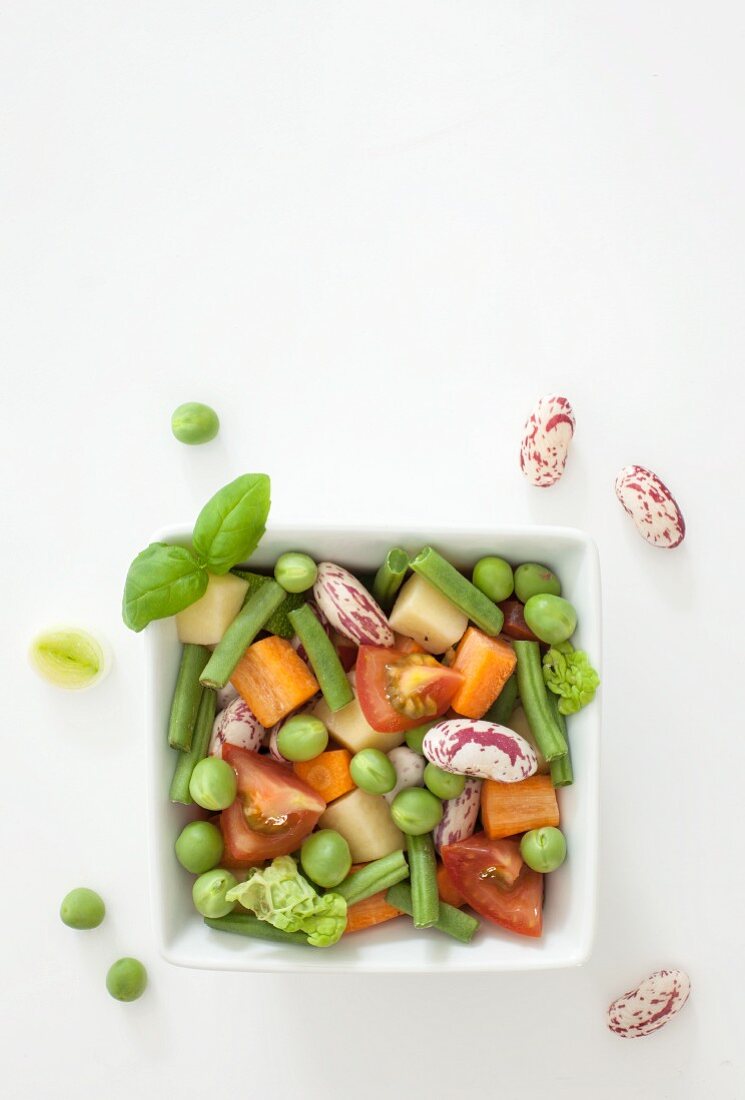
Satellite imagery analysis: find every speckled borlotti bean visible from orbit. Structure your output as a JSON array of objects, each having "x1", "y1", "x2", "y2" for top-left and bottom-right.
[
  {"x1": 608, "y1": 969, "x2": 691, "y2": 1038},
  {"x1": 215, "y1": 682, "x2": 240, "y2": 711},
  {"x1": 383, "y1": 746, "x2": 426, "y2": 803},
  {"x1": 208, "y1": 697, "x2": 264, "y2": 759},
  {"x1": 433, "y1": 777, "x2": 482, "y2": 849},
  {"x1": 313, "y1": 562, "x2": 394, "y2": 646},
  {"x1": 615, "y1": 466, "x2": 686, "y2": 549},
  {"x1": 423, "y1": 720, "x2": 537, "y2": 782},
  {"x1": 520, "y1": 394, "x2": 575, "y2": 487}
]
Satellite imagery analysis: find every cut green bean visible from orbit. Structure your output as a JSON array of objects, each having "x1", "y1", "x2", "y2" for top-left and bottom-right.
[
  {"x1": 410, "y1": 547, "x2": 504, "y2": 636},
  {"x1": 167, "y1": 644, "x2": 210, "y2": 751},
  {"x1": 547, "y1": 692, "x2": 574, "y2": 787},
  {"x1": 406, "y1": 833, "x2": 439, "y2": 928},
  {"x1": 483, "y1": 670, "x2": 518, "y2": 726},
  {"x1": 200, "y1": 581, "x2": 286, "y2": 689},
  {"x1": 372, "y1": 548, "x2": 410, "y2": 611},
  {"x1": 288, "y1": 604, "x2": 353, "y2": 712},
  {"x1": 204, "y1": 913, "x2": 310, "y2": 946},
  {"x1": 231, "y1": 569, "x2": 306, "y2": 639},
  {"x1": 386, "y1": 882, "x2": 480, "y2": 944},
  {"x1": 169, "y1": 687, "x2": 216, "y2": 804},
  {"x1": 513, "y1": 640, "x2": 568, "y2": 762},
  {"x1": 332, "y1": 849, "x2": 409, "y2": 907}
]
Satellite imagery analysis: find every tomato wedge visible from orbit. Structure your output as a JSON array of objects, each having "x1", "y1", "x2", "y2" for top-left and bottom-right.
[
  {"x1": 356, "y1": 646, "x2": 463, "y2": 733},
  {"x1": 498, "y1": 600, "x2": 539, "y2": 642},
  {"x1": 441, "y1": 832, "x2": 544, "y2": 937},
  {"x1": 220, "y1": 746, "x2": 325, "y2": 863}
]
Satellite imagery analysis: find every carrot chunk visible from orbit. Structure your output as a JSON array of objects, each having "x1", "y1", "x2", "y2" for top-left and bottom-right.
[
  {"x1": 480, "y1": 774, "x2": 560, "y2": 839},
  {"x1": 230, "y1": 636, "x2": 318, "y2": 727},
  {"x1": 450, "y1": 627, "x2": 517, "y2": 719},
  {"x1": 344, "y1": 890, "x2": 403, "y2": 933},
  {"x1": 293, "y1": 749, "x2": 356, "y2": 803}
]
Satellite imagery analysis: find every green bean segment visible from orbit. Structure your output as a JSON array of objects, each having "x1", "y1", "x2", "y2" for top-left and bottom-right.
[
  {"x1": 168, "y1": 644, "x2": 210, "y2": 751},
  {"x1": 372, "y1": 548, "x2": 410, "y2": 611},
  {"x1": 406, "y1": 833, "x2": 439, "y2": 928},
  {"x1": 201, "y1": 581, "x2": 286, "y2": 689},
  {"x1": 288, "y1": 604, "x2": 353, "y2": 712},
  {"x1": 513, "y1": 641, "x2": 568, "y2": 762},
  {"x1": 333, "y1": 850, "x2": 409, "y2": 907},
  {"x1": 204, "y1": 913, "x2": 311, "y2": 945},
  {"x1": 410, "y1": 547, "x2": 504, "y2": 636},
  {"x1": 386, "y1": 882, "x2": 480, "y2": 944},
  {"x1": 169, "y1": 688, "x2": 217, "y2": 804}
]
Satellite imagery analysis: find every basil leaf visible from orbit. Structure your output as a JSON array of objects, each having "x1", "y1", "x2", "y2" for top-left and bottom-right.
[
  {"x1": 192, "y1": 473, "x2": 271, "y2": 574},
  {"x1": 122, "y1": 543, "x2": 208, "y2": 632}
]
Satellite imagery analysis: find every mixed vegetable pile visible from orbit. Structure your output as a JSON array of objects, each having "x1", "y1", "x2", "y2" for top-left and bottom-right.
[{"x1": 122, "y1": 473, "x2": 600, "y2": 949}]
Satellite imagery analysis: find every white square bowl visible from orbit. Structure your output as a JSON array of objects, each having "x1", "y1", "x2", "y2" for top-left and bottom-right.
[{"x1": 146, "y1": 525, "x2": 601, "y2": 973}]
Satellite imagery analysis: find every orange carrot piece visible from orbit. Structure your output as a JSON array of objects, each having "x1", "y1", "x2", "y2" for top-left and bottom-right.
[
  {"x1": 293, "y1": 749, "x2": 355, "y2": 803},
  {"x1": 436, "y1": 862, "x2": 465, "y2": 908},
  {"x1": 230, "y1": 636, "x2": 318, "y2": 727},
  {"x1": 450, "y1": 627, "x2": 517, "y2": 719},
  {"x1": 344, "y1": 889, "x2": 403, "y2": 933},
  {"x1": 393, "y1": 634, "x2": 426, "y2": 655},
  {"x1": 480, "y1": 774, "x2": 560, "y2": 839}
]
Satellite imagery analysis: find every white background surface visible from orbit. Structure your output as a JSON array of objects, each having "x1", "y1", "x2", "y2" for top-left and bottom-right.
[{"x1": 2, "y1": 3, "x2": 744, "y2": 1097}]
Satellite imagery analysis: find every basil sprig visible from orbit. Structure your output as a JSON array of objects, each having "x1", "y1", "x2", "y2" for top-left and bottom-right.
[
  {"x1": 192, "y1": 474, "x2": 270, "y2": 575},
  {"x1": 122, "y1": 474, "x2": 271, "y2": 632}
]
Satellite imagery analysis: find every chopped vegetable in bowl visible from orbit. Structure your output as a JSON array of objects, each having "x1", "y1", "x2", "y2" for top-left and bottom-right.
[{"x1": 123, "y1": 475, "x2": 600, "y2": 949}]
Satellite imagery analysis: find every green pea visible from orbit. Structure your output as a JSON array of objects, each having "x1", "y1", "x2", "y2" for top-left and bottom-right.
[
  {"x1": 192, "y1": 868, "x2": 237, "y2": 918},
  {"x1": 188, "y1": 757, "x2": 237, "y2": 810},
  {"x1": 514, "y1": 563, "x2": 561, "y2": 603},
  {"x1": 300, "y1": 829, "x2": 352, "y2": 888},
  {"x1": 59, "y1": 887, "x2": 105, "y2": 930},
  {"x1": 350, "y1": 748, "x2": 397, "y2": 794},
  {"x1": 524, "y1": 593, "x2": 577, "y2": 645},
  {"x1": 472, "y1": 557, "x2": 514, "y2": 603},
  {"x1": 171, "y1": 402, "x2": 220, "y2": 445},
  {"x1": 175, "y1": 820, "x2": 224, "y2": 874},
  {"x1": 390, "y1": 788, "x2": 443, "y2": 836},
  {"x1": 520, "y1": 826, "x2": 567, "y2": 872},
  {"x1": 274, "y1": 552, "x2": 318, "y2": 594},
  {"x1": 423, "y1": 763, "x2": 466, "y2": 800},
  {"x1": 277, "y1": 715, "x2": 328, "y2": 762},
  {"x1": 405, "y1": 722, "x2": 436, "y2": 755},
  {"x1": 106, "y1": 957, "x2": 147, "y2": 1002}
]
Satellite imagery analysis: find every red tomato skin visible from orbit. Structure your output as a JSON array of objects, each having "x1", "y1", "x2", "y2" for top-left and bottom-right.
[
  {"x1": 441, "y1": 832, "x2": 544, "y2": 938},
  {"x1": 220, "y1": 747, "x2": 325, "y2": 863},
  {"x1": 356, "y1": 646, "x2": 462, "y2": 734}
]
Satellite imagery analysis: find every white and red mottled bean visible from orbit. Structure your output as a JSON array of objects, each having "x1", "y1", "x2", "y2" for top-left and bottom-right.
[
  {"x1": 215, "y1": 681, "x2": 240, "y2": 711},
  {"x1": 383, "y1": 746, "x2": 426, "y2": 803},
  {"x1": 519, "y1": 394, "x2": 575, "y2": 487},
  {"x1": 267, "y1": 723, "x2": 288, "y2": 763},
  {"x1": 433, "y1": 777, "x2": 482, "y2": 849},
  {"x1": 608, "y1": 969, "x2": 691, "y2": 1038},
  {"x1": 208, "y1": 697, "x2": 264, "y2": 759},
  {"x1": 313, "y1": 562, "x2": 394, "y2": 646},
  {"x1": 423, "y1": 720, "x2": 537, "y2": 782},
  {"x1": 615, "y1": 465, "x2": 686, "y2": 549}
]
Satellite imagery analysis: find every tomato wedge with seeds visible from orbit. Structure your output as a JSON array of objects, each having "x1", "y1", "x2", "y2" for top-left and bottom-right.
[
  {"x1": 220, "y1": 746, "x2": 325, "y2": 863},
  {"x1": 356, "y1": 645, "x2": 463, "y2": 734},
  {"x1": 441, "y1": 832, "x2": 544, "y2": 938}
]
